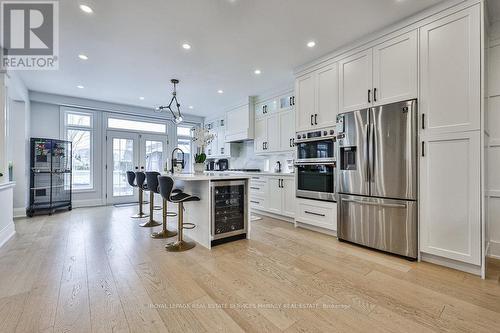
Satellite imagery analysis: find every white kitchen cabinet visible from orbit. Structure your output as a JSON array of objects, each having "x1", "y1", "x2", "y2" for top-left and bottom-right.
[
  {"x1": 266, "y1": 114, "x2": 280, "y2": 152},
  {"x1": 204, "y1": 121, "x2": 218, "y2": 157},
  {"x1": 267, "y1": 177, "x2": 283, "y2": 215},
  {"x1": 279, "y1": 93, "x2": 295, "y2": 112},
  {"x1": 281, "y1": 178, "x2": 296, "y2": 217},
  {"x1": 373, "y1": 30, "x2": 418, "y2": 106},
  {"x1": 295, "y1": 198, "x2": 337, "y2": 231},
  {"x1": 419, "y1": 131, "x2": 481, "y2": 265},
  {"x1": 295, "y1": 63, "x2": 339, "y2": 131},
  {"x1": 339, "y1": 49, "x2": 373, "y2": 113},
  {"x1": 295, "y1": 73, "x2": 316, "y2": 131},
  {"x1": 205, "y1": 118, "x2": 230, "y2": 158},
  {"x1": 249, "y1": 174, "x2": 295, "y2": 218},
  {"x1": 225, "y1": 101, "x2": 255, "y2": 142},
  {"x1": 279, "y1": 110, "x2": 295, "y2": 151},
  {"x1": 419, "y1": 6, "x2": 480, "y2": 135},
  {"x1": 254, "y1": 117, "x2": 267, "y2": 153},
  {"x1": 338, "y1": 31, "x2": 418, "y2": 113}
]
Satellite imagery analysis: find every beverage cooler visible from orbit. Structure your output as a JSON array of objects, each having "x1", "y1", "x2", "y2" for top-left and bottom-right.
[
  {"x1": 27, "y1": 138, "x2": 72, "y2": 217},
  {"x1": 210, "y1": 180, "x2": 247, "y2": 246}
]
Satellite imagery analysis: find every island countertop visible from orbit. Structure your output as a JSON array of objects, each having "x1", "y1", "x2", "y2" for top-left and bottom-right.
[{"x1": 163, "y1": 172, "x2": 251, "y2": 181}]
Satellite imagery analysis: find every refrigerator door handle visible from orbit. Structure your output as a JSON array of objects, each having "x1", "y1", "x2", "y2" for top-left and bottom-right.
[
  {"x1": 369, "y1": 123, "x2": 375, "y2": 182},
  {"x1": 342, "y1": 198, "x2": 407, "y2": 209},
  {"x1": 365, "y1": 124, "x2": 370, "y2": 181}
]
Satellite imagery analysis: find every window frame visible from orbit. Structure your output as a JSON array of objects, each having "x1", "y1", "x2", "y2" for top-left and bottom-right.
[{"x1": 61, "y1": 108, "x2": 96, "y2": 192}]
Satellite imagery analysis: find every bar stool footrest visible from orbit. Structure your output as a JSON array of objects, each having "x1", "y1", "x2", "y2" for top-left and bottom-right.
[{"x1": 182, "y1": 223, "x2": 196, "y2": 230}]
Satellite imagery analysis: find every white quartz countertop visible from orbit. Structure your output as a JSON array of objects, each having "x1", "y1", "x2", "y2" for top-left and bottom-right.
[{"x1": 164, "y1": 173, "x2": 251, "y2": 181}]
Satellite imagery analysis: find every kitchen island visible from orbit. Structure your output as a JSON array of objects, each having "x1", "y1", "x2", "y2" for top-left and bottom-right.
[{"x1": 165, "y1": 172, "x2": 251, "y2": 249}]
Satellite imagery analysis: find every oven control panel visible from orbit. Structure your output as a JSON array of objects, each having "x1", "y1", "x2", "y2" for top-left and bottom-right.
[{"x1": 296, "y1": 128, "x2": 336, "y2": 141}]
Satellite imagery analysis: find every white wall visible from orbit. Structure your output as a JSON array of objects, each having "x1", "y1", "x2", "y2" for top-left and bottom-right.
[
  {"x1": 29, "y1": 92, "x2": 203, "y2": 209},
  {"x1": 488, "y1": 20, "x2": 500, "y2": 258}
]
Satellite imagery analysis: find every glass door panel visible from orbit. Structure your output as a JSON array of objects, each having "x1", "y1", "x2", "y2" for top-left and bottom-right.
[
  {"x1": 140, "y1": 134, "x2": 167, "y2": 172},
  {"x1": 106, "y1": 131, "x2": 139, "y2": 204}
]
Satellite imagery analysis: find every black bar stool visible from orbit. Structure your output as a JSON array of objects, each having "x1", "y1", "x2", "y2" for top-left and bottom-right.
[
  {"x1": 141, "y1": 172, "x2": 162, "y2": 228},
  {"x1": 154, "y1": 176, "x2": 182, "y2": 239},
  {"x1": 165, "y1": 181, "x2": 200, "y2": 252},
  {"x1": 130, "y1": 171, "x2": 149, "y2": 219}
]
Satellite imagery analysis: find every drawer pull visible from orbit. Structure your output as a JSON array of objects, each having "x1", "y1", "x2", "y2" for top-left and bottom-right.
[
  {"x1": 250, "y1": 187, "x2": 260, "y2": 190},
  {"x1": 250, "y1": 200, "x2": 260, "y2": 204},
  {"x1": 304, "y1": 211, "x2": 325, "y2": 217}
]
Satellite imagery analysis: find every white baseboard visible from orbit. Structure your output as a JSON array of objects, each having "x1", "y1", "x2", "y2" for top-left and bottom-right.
[
  {"x1": 0, "y1": 223, "x2": 15, "y2": 248},
  {"x1": 295, "y1": 221, "x2": 337, "y2": 237},
  {"x1": 13, "y1": 207, "x2": 26, "y2": 218},
  {"x1": 250, "y1": 209, "x2": 294, "y2": 223},
  {"x1": 487, "y1": 241, "x2": 500, "y2": 260},
  {"x1": 73, "y1": 199, "x2": 105, "y2": 208},
  {"x1": 421, "y1": 252, "x2": 482, "y2": 276}
]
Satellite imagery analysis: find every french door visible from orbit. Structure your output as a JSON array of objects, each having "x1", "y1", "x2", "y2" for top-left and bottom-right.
[{"x1": 106, "y1": 131, "x2": 167, "y2": 204}]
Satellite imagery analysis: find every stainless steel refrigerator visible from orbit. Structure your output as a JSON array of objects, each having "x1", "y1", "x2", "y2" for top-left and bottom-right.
[{"x1": 336, "y1": 99, "x2": 417, "y2": 259}]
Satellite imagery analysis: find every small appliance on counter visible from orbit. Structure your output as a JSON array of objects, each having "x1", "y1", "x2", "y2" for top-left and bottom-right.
[
  {"x1": 217, "y1": 159, "x2": 229, "y2": 171},
  {"x1": 206, "y1": 160, "x2": 216, "y2": 171}
]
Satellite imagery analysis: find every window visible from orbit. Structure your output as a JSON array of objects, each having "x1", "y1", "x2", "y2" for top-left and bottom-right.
[
  {"x1": 64, "y1": 111, "x2": 94, "y2": 190},
  {"x1": 108, "y1": 118, "x2": 166, "y2": 133},
  {"x1": 177, "y1": 125, "x2": 194, "y2": 173}
]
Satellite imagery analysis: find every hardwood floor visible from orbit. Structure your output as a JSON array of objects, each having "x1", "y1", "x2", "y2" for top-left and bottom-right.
[{"x1": 1, "y1": 205, "x2": 499, "y2": 333}]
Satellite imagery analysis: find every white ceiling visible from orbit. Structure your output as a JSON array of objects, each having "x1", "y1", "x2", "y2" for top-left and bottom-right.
[{"x1": 19, "y1": 0, "x2": 447, "y2": 117}]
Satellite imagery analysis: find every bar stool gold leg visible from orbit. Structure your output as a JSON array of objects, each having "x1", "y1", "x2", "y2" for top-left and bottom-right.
[
  {"x1": 140, "y1": 191, "x2": 161, "y2": 227},
  {"x1": 151, "y1": 199, "x2": 178, "y2": 238},
  {"x1": 131, "y1": 188, "x2": 149, "y2": 218},
  {"x1": 166, "y1": 202, "x2": 196, "y2": 252}
]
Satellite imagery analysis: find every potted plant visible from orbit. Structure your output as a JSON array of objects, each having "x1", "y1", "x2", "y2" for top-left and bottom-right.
[{"x1": 192, "y1": 127, "x2": 215, "y2": 174}]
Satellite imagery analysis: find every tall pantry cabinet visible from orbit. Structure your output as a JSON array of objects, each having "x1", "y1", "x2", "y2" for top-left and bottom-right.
[{"x1": 419, "y1": 5, "x2": 482, "y2": 266}]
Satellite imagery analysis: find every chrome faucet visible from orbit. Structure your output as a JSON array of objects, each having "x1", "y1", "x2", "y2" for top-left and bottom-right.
[{"x1": 171, "y1": 148, "x2": 185, "y2": 173}]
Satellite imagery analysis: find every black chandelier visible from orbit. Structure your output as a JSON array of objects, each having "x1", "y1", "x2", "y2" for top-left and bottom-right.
[{"x1": 155, "y1": 79, "x2": 183, "y2": 124}]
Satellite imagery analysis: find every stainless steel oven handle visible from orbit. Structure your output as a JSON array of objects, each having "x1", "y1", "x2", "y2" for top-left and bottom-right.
[{"x1": 341, "y1": 198, "x2": 407, "y2": 209}]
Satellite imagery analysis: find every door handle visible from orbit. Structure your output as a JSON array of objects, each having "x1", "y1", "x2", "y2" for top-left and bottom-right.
[
  {"x1": 421, "y1": 113, "x2": 425, "y2": 130},
  {"x1": 421, "y1": 141, "x2": 425, "y2": 157},
  {"x1": 373, "y1": 88, "x2": 377, "y2": 102},
  {"x1": 289, "y1": 138, "x2": 292, "y2": 147},
  {"x1": 289, "y1": 96, "x2": 293, "y2": 106},
  {"x1": 342, "y1": 198, "x2": 407, "y2": 209},
  {"x1": 368, "y1": 89, "x2": 371, "y2": 103},
  {"x1": 365, "y1": 124, "x2": 370, "y2": 181},
  {"x1": 369, "y1": 123, "x2": 375, "y2": 181},
  {"x1": 304, "y1": 211, "x2": 326, "y2": 217},
  {"x1": 314, "y1": 114, "x2": 318, "y2": 125},
  {"x1": 310, "y1": 114, "x2": 314, "y2": 126}
]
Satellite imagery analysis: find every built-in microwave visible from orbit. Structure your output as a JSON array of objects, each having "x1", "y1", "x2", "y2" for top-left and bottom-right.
[{"x1": 295, "y1": 128, "x2": 336, "y2": 164}]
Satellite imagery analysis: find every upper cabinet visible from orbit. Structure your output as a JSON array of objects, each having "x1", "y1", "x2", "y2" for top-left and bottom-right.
[
  {"x1": 254, "y1": 91, "x2": 296, "y2": 154},
  {"x1": 419, "y1": 6, "x2": 480, "y2": 136},
  {"x1": 295, "y1": 62, "x2": 339, "y2": 132},
  {"x1": 205, "y1": 117, "x2": 230, "y2": 158},
  {"x1": 339, "y1": 49, "x2": 373, "y2": 113},
  {"x1": 225, "y1": 100, "x2": 255, "y2": 142},
  {"x1": 338, "y1": 31, "x2": 418, "y2": 114}
]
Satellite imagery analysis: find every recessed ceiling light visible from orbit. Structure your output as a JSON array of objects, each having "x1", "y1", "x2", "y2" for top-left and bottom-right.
[
  {"x1": 188, "y1": 105, "x2": 194, "y2": 109},
  {"x1": 78, "y1": 54, "x2": 88, "y2": 60},
  {"x1": 79, "y1": 4, "x2": 93, "y2": 13},
  {"x1": 307, "y1": 41, "x2": 316, "y2": 48},
  {"x1": 77, "y1": 85, "x2": 85, "y2": 89},
  {"x1": 217, "y1": 90, "x2": 224, "y2": 94},
  {"x1": 182, "y1": 43, "x2": 191, "y2": 50},
  {"x1": 254, "y1": 69, "x2": 262, "y2": 75},
  {"x1": 139, "y1": 96, "x2": 145, "y2": 100}
]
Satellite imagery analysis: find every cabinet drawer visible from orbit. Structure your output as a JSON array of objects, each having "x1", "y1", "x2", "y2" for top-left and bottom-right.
[
  {"x1": 296, "y1": 198, "x2": 337, "y2": 231},
  {"x1": 250, "y1": 196, "x2": 266, "y2": 211},
  {"x1": 249, "y1": 183, "x2": 267, "y2": 197}
]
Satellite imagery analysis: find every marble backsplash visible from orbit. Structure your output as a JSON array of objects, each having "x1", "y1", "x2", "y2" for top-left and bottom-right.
[{"x1": 207, "y1": 141, "x2": 295, "y2": 173}]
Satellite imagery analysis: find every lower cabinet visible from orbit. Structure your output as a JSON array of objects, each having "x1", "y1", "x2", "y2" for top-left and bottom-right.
[
  {"x1": 295, "y1": 198, "x2": 337, "y2": 232},
  {"x1": 419, "y1": 130, "x2": 481, "y2": 265},
  {"x1": 249, "y1": 175, "x2": 295, "y2": 218}
]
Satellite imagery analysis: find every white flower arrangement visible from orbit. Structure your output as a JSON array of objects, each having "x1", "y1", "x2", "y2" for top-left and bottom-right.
[{"x1": 192, "y1": 127, "x2": 215, "y2": 151}]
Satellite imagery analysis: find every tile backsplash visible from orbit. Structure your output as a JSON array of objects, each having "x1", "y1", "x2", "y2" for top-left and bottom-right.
[{"x1": 208, "y1": 141, "x2": 295, "y2": 173}]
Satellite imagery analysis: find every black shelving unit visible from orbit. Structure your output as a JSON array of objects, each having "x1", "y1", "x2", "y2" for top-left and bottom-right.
[{"x1": 27, "y1": 138, "x2": 72, "y2": 217}]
